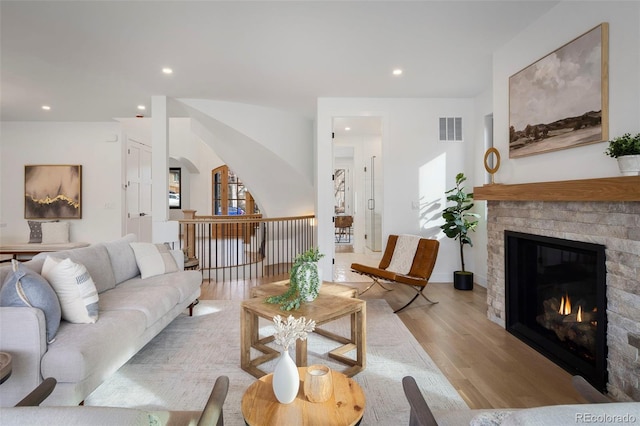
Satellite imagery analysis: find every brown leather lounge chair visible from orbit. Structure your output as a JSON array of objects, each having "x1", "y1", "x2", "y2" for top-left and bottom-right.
[{"x1": 351, "y1": 235, "x2": 439, "y2": 313}]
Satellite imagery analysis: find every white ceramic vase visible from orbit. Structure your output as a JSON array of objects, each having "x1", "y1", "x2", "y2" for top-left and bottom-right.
[
  {"x1": 617, "y1": 155, "x2": 640, "y2": 176},
  {"x1": 272, "y1": 349, "x2": 299, "y2": 404},
  {"x1": 300, "y1": 262, "x2": 322, "y2": 302}
]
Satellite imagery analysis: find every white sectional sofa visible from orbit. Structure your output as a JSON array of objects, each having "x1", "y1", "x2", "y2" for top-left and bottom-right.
[{"x1": 0, "y1": 234, "x2": 202, "y2": 406}]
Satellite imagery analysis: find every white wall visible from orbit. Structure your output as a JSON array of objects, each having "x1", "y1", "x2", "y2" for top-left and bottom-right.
[
  {"x1": 0, "y1": 122, "x2": 123, "y2": 243},
  {"x1": 317, "y1": 98, "x2": 477, "y2": 283},
  {"x1": 168, "y1": 118, "x2": 224, "y2": 219},
  {"x1": 181, "y1": 100, "x2": 315, "y2": 217},
  {"x1": 474, "y1": 0, "x2": 640, "y2": 287},
  {"x1": 492, "y1": 1, "x2": 640, "y2": 184},
  {"x1": 471, "y1": 87, "x2": 494, "y2": 288}
]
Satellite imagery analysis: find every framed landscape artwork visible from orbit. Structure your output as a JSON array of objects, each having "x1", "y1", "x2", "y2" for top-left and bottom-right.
[
  {"x1": 509, "y1": 23, "x2": 608, "y2": 158},
  {"x1": 25, "y1": 165, "x2": 82, "y2": 219}
]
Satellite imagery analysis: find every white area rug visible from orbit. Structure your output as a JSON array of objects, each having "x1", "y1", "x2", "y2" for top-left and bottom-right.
[{"x1": 85, "y1": 299, "x2": 467, "y2": 425}]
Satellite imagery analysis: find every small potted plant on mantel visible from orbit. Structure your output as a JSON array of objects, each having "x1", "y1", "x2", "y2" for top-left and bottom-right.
[
  {"x1": 604, "y1": 132, "x2": 640, "y2": 176},
  {"x1": 441, "y1": 173, "x2": 479, "y2": 290}
]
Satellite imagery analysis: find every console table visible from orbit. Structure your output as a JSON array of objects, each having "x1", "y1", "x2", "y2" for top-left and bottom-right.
[{"x1": 0, "y1": 242, "x2": 90, "y2": 260}]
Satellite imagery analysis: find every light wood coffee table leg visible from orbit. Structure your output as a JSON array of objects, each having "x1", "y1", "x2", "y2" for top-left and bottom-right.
[
  {"x1": 240, "y1": 305, "x2": 251, "y2": 371},
  {"x1": 324, "y1": 304, "x2": 366, "y2": 377},
  {"x1": 241, "y1": 304, "x2": 283, "y2": 379},
  {"x1": 356, "y1": 306, "x2": 366, "y2": 371}
]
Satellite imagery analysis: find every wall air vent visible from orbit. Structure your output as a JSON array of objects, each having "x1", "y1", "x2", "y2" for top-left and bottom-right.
[{"x1": 439, "y1": 117, "x2": 463, "y2": 141}]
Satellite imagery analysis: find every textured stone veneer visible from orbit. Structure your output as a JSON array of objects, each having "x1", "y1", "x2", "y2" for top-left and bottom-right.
[{"x1": 485, "y1": 200, "x2": 640, "y2": 401}]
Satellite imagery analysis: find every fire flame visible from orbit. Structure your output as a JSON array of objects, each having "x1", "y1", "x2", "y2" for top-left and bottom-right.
[
  {"x1": 558, "y1": 293, "x2": 584, "y2": 322},
  {"x1": 558, "y1": 293, "x2": 571, "y2": 315},
  {"x1": 577, "y1": 305, "x2": 582, "y2": 322}
]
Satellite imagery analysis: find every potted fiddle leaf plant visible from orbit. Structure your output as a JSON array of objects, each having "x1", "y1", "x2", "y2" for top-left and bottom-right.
[
  {"x1": 604, "y1": 132, "x2": 640, "y2": 176},
  {"x1": 441, "y1": 172, "x2": 479, "y2": 290}
]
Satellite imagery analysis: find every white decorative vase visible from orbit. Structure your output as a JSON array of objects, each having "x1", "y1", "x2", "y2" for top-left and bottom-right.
[
  {"x1": 272, "y1": 350, "x2": 299, "y2": 404},
  {"x1": 298, "y1": 262, "x2": 322, "y2": 302},
  {"x1": 617, "y1": 155, "x2": 640, "y2": 176}
]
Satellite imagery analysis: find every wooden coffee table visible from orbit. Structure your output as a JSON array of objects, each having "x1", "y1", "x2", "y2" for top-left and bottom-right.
[
  {"x1": 250, "y1": 280, "x2": 358, "y2": 299},
  {"x1": 241, "y1": 291, "x2": 366, "y2": 378},
  {"x1": 241, "y1": 366, "x2": 365, "y2": 426}
]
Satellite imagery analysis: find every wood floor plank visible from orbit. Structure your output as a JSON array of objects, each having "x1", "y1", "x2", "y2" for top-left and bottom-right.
[{"x1": 199, "y1": 276, "x2": 589, "y2": 410}]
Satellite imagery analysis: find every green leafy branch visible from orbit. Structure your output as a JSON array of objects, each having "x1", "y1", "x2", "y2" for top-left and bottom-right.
[{"x1": 266, "y1": 247, "x2": 324, "y2": 311}]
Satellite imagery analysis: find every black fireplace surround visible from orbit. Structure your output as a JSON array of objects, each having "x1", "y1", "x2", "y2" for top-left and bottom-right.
[{"x1": 505, "y1": 231, "x2": 607, "y2": 391}]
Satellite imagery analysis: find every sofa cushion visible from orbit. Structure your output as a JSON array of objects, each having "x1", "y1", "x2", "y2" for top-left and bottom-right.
[
  {"x1": 35, "y1": 244, "x2": 116, "y2": 294},
  {"x1": 42, "y1": 257, "x2": 99, "y2": 324},
  {"x1": 41, "y1": 222, "x2": 70, "y2": 244},
  {"x1": 41, "y1": 309, "x2": 146, "y2": 383},
  {"x1": 98, "y1": 285, "x2": 182, "y2": 328},
  {"x1": 0, "y1": 260, "x2": 61, "y2": 343},
  {"x1": 116, "y1": 270, "x2": 202, "y2": 304},
  {"x1": 104, "y1": 234, "x2": 140, "y2": 285},
  {"x1": 130, "y1": 242, "x2": 179, "y2": 279}
]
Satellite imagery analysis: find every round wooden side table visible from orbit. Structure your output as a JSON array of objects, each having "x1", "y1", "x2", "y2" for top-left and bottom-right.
[
  {"x1": 241, "y1": 366, "x2": 365, "y2": 426},
  {"x1": 184, "y1": 258, "x2": 199, "y2": 270}
]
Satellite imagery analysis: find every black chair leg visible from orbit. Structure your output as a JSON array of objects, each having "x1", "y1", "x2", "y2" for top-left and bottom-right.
[{"x1": 393, "y1": 287, "x2": 438, "y2": 314}]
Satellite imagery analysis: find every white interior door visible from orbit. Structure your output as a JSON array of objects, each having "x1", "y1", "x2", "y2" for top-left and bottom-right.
[
  {"x1": 126, "y1": 138, "x2": 152, "y2": 241},
  {"x1": 365, "y1": 155, "x2": 382, "y2": 251}
]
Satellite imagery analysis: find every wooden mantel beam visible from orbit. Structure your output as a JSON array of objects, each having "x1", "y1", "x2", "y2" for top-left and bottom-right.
[{"x1": 473, "y1": 176, "x2": 640, "y2": 202}]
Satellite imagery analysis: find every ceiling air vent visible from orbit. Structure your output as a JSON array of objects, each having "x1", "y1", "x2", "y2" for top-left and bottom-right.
[{"x1": 439, "y1": 117, "x2": 463, "y2": 141}]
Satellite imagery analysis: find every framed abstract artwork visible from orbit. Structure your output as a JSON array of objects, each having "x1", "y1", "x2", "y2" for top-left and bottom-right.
[
  {"x1": 24, "y1": 165, "x2": 82, "y2": 219},
  {"x1": 509, "y1": 23, "x2": 608, "y2": 158}
]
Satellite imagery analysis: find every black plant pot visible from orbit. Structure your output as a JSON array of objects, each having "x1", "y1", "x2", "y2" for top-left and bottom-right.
[{"x1": 453, "y1": 271, "x2": 474, "y2": 290}]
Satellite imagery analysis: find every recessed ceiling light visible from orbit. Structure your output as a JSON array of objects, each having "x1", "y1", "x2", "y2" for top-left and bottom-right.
[
  {"x1": 137, "y1": 105, "x2": 146, "y2": 110},
  {"x1": 345, "y1": 127, "x2": 351, "y2": 131},
  {"x1": 41, "y1": 105, "x2": 51, "y2": 110},
  {"x1": 393, "y1": 69, "x2": 403, "y2": 76},
  {"x1": 162, "y1": 67, "x2": 173, "y2": 74}
]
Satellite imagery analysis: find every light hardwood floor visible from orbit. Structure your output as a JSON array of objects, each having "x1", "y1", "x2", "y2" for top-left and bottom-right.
[{"x1": 199, "y1": 255, "x2": 589, "y2": 410}]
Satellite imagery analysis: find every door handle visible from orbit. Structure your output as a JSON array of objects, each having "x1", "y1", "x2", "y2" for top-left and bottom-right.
[
  {"x1": 139, "y1": 212, "x2": 147, "y2": 217},
  {"x1": 368, "y1": 199, "x2": 375, "y2": 210}
]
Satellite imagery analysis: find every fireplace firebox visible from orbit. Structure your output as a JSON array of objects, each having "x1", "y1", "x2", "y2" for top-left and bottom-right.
[{"x1": 505, "y1": 231, "x2": 607, "y2": 391}]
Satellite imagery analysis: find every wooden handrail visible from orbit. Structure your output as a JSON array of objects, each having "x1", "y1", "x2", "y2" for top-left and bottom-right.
[
  {"x1": 179, "y1": 214, "x2": 314, "y2": 223},
  {"x1": 178, "y1": 211, "x2": 317, "y2": 281}
]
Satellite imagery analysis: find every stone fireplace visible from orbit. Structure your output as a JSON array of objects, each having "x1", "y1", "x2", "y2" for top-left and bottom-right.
[{"x1": 476, "y1": 176, "x2": 640, "y2": 401}]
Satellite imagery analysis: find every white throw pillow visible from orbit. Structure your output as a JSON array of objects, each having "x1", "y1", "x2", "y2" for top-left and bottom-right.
[
  {"x1": 129, "y1": 242, "x2": 179, "y2": 279},
  {"x1": 41, "y1": 256, "x2": 99, "y2": 324},
  {"x1": 41, "y1": 222, "x2": 70, "y2": 244},
  {"x1": 170, "y1": 249, "x2": 185, "y2": 270}
]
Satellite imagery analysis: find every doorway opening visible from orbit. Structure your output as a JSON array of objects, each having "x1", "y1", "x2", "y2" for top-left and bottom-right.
[{"x1": 332, "y1": 116, "x2": 383, "y2": 280}]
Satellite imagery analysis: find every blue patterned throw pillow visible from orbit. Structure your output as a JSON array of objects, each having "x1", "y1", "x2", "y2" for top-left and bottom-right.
[{"x1": 0, "y1": 260, "x2": 62, "y2": 343}]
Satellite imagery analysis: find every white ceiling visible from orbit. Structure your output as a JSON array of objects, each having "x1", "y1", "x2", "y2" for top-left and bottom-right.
[{"x1": 1, "y1": 1, "x2": 559, "y2": 124}]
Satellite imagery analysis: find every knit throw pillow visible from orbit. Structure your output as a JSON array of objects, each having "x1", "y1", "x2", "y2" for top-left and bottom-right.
[{"x1": 41, "y1": 222, "x2": 70, "y2": 244}]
